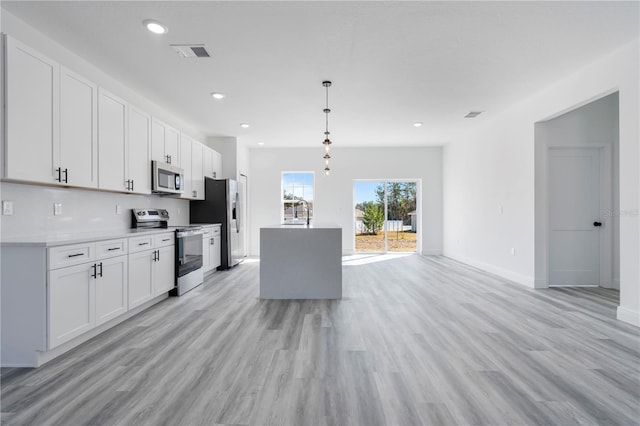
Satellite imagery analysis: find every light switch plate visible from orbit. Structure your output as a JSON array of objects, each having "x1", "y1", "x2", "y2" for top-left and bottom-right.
[
  {"x1": 116, "y1": 204, "x2": 122, "y2": 215},
  {"x1": 2, "y1": 201, "x2": 14, "y2": 215},
  {"x1": 54, "y1": 203, "x2": 63, "y2": 216}
]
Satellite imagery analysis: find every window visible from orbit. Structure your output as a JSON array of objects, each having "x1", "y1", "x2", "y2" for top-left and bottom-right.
[{"x1": 282, "y1": 172, "x2": 314, "y2": 223}]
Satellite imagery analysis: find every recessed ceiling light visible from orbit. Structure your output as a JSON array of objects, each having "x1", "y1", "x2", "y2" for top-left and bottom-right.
[
  {"x1": 240, "y1": 123, "x2": 250, "y2": 128},
  {"x1": 257, "y1": 142, "x2": 265, "y2": 146},
  {"x1": 413, "y1": 122, "x2": 423, "y2": 127},
  {"x1": 210, "y1": 92, "x2": 225, "y2": 100},
  {"x1": 143, "y1": 19, "x2": 168, "y2": 35}
]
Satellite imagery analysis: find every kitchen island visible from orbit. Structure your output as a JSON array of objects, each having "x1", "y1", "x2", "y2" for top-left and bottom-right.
[{"x1": 260, "y1": 223, "x2": 342, "y2": 299}]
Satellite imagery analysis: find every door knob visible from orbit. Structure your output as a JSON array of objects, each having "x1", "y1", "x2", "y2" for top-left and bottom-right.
[{"x1": 593, "y1": 221, "x2": 602, "y2": 227}]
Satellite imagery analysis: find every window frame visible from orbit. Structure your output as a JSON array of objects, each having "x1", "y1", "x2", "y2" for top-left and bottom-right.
[{"x1": 281, "y1": 171, "x2": 315, "y2": 224}]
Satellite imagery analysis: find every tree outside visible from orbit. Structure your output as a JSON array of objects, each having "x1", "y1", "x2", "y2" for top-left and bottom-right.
[{"x1": 361, "y1": 203, "x2": 384, "y2": 235}]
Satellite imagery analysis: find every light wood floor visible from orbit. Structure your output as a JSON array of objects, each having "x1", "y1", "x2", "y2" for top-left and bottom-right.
[{"x1": 2, "y1": 255, "x2": 639, "y2": 426}]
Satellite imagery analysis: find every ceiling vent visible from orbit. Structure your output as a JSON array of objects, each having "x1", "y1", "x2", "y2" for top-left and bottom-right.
[
  {"x1": 171, "y1": 44, "x2": 211, "y2": 58},
  {"x1": 464, "y1": 111, "x2": 483, "y2": 118}
]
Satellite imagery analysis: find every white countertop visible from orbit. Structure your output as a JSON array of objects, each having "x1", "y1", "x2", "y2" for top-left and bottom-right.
[
  {"x1": 0, "y1": 223, "x2": 222, "y2": 247},
  {"x1": 262, "y1": 222, "x2": 341, "y2": 229}
]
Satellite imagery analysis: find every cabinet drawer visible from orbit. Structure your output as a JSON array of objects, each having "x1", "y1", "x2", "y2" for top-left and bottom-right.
[
  {"x1": 96, "y1": 238, "x2": 128, "y2": 259},
  {"x1": 202, "y1": 228, "x2": 212, "y2": 237},
  {"x1": 154, "y1": 232, "x2": 175, "y2": 248},
  {"x1": 211, "y1": 226, "x2": 221, "y2": 237},
  {"x1": 49, "y1": 243, "x2": 96, "y2": 270},
  {"x1": 129, "y1": 236, "x2": 154, "y2": 253}
]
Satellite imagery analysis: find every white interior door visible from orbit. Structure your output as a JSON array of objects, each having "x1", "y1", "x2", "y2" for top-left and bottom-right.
[{"x1": 548, "y1": 148, "x2": 601, "y2": 286}]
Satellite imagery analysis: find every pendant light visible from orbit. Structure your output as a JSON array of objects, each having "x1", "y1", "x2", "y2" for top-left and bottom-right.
[{"x1": 322, "y1": 81, "x2": 332, "y2": 176}]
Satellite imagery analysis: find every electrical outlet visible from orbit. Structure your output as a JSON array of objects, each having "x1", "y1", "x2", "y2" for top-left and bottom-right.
[
  {"x1": 511, "y1": 247, "x2": 516, "y2": 256},
  {"x1": 2, "y1": 201, "x2": 14, "y2": 215},
  {"x1": 54, "y1": 203, "x2": 63, "y2": 216},
  {"x1": 116, "y1": 204, "x2": 122, "y2": 215}
]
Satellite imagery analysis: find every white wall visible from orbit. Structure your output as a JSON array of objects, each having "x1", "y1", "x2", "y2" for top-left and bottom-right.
[
  {"x1": 248, "y1": 147, "x2": 442, "y2": 256},
  {"x1": 443, "y1": 39, "x2": 639, "y2": 326},
  {"x1": 535, "y1": 93, "x2": 619, "y2": 288},
  {"x1": 0, "y1": 182, "x2": 189, "y2": 239}
]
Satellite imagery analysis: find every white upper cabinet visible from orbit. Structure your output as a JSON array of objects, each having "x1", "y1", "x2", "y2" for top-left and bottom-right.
[
  {"x1": 98, "y1": 88, "x2": 128, "y2": 192},
  {"x1": 151, "y1": 118, "x2": 180, "y2": 166},
  {"x1": 191, "y1": 141, "x2": 205, "y2": 200},
  {"x1": 4, "y1": 35, "x2": 59, "y2": 183},
  {"x1": 203, "y1": 146, "x2": 222, "y2": 179},
  {"x1": 180, "y1": 137, "x2": 205, "y2": 200},
  {"x1": 2, "y1": 36, "x2": 190, "y2": 196},
  {"x1": 60, "y1": 66, "x2": 98, "y2": 188},
  {"x1": 128, "y1": 106, "x2": 151, "y2": 194},
  {"x1": 179, "y1": 134, "x2": 193, "y2": 199}
]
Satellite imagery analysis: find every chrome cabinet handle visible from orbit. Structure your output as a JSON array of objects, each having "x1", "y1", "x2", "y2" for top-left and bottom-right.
[
  {"x1": 67, "y1": 253, "x2": 84, "y2": 258},
  {"x1": 107, "y1": 247, "x2": 120, "y2": 251},
  {"x1": 138, "y1": 242, "x2": 149, "y2": 246},
  {"x1": 91, "y1": 264, "x2": 97, "y2": 278}
]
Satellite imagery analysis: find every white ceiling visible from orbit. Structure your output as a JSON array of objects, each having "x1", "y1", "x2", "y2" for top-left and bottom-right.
[{"x1": 2, "y1": 1, "x2": 638, "y2": 148}]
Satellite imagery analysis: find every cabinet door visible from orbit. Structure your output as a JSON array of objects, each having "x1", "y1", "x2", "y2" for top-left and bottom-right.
[
  {"x1": 151, "y1": 119, "x2": 166, "y2": 163},
  {"x1": 165, "y1": 126, "x2": 180, "y2": 166},
  {"x1": 128, "y1": 106, "x2": 151, "y2": 194},
  {"x1": 128, "y1": 250, "x2": 154, "y2": 309},
  {"x1": 95, "y1": 255, "x2": 128, "y2": 326},
  {"x1": 179, "y1": 135, "x2": 193, "y2": 199},
  {"x1": 60, "y1": 67, "x2": 98, "y2": 188},
  {"x1": 48, "y1": 263, "x2": 95, "y2": 348},
  {"x1": 212, "y1": 236, "x2": 222, "y2": 269},
  {"x1": 192, "y1": 141, "x2": 205, "y2": 200},
  {"x1": 98, "y1": 88, "x2": 128, "y2": 191},
  {"x1": 212, "y1": 151, "x2": 222, "y2": 179},
  {"x1": 154, "y1": 245, "x2": 175, "y2": 295},
  {"x1": 203, "y1": 147, "x2": 214, "y2": 179},
  {"x1": 4, "y1": 36, "x2": 59, "y2": 183},
  {"x1": 202, "y1": 229, "x2": 212, "y2": 272}
]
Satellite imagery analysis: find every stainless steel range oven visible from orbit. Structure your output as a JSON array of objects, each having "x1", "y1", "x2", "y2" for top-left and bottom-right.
[
  {"x1": 175, "y1": 226, "x2": 204, "y2": 295},
  {"x1": 131, "y1": 208, "x2": 204, "y2": 296}
]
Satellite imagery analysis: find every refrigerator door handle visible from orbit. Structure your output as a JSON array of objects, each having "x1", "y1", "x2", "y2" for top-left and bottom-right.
[{"x1": 235, "y1": 192, "x2": 240, "y2": 233}]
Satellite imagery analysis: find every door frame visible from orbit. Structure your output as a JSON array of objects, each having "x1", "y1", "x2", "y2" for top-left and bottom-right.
[
  {"x1": 352, "y1": 179, "x2": 422, "y2": 255},
  {"x1": 540, "y1": 144, "x2": 613, "y2": 288}
]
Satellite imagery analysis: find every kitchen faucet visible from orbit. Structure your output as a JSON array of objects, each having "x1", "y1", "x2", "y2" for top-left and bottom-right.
[{"x1": 298, "y1": 199, "x2": 310, "y2": 225}]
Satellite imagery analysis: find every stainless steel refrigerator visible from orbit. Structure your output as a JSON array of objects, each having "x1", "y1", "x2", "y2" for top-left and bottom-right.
[{"x1": 190, "y1": 178, "x2": 245, "y2": 269}]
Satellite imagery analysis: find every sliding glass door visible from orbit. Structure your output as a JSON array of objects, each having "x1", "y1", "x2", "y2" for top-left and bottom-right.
[{"x1": 354, "y1": 180, "x2": 418, "y2": 253}]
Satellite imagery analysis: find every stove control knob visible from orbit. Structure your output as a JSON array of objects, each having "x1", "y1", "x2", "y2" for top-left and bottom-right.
[{"x1": 137, "y1": 211, "x2": 145, "y2": 216}]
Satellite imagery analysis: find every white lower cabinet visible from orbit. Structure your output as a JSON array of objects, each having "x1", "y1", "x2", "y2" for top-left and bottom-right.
[
  {"x1": 155, "y1": 245, "x2": 175, "y2": 295},
  {"x1": 202, "y1": 225, "x2": 222, "y2": 273},
  {"x1": 48, "y1": 241, "x2": 129, "y2": 349},
  {"x1": 95, "y1": 255, "x2": 128, "y2": 326},
  {"x1": 128, "y1": 243, "x2": 175, "y2": 308},
  {"x1": 128, "y1": 249, "x2": 154, "y2": 309},
  {"x1": 212, "y1": 233, "x2": 222, "y2": 270},
  {"x1": 48, "y1": 262, "x2": 96, "y2": 349}
]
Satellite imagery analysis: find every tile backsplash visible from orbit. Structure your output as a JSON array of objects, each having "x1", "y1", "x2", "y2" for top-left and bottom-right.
[{"x1": 0, "y1": 182, "x2": 189, "y2": 239}]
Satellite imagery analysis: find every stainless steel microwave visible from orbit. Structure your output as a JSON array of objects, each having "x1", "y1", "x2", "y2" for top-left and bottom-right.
[{"x1": 152, "y1": 161, "x2": 184, "y2": 194}]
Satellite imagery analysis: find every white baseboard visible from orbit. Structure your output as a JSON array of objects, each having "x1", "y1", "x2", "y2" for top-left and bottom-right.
[
  {"x1": 443, "y1": 252, "x2": 535, "y2": 288},
  {"x1": 617, "y1": 306, "x2": 640, "y2": 327}
]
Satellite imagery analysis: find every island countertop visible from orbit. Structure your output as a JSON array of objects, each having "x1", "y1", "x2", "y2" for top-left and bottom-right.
[
  {"x1": 262, "y1": 222, "x2": 341, "y2": 229},
  {"x1": 260, "y1": 224, "x2": 342, "y2": 299}
]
